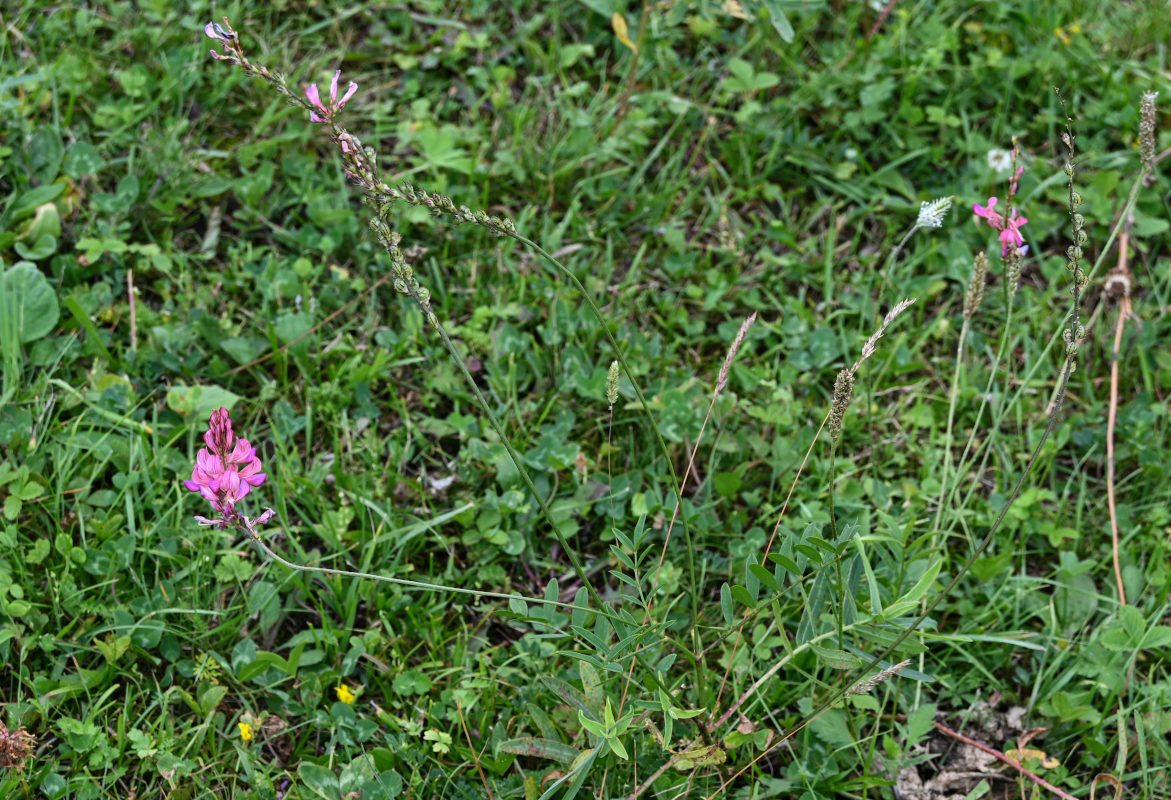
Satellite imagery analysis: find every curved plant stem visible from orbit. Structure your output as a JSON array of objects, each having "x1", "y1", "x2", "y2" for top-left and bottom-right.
[
  {"x1": 509, "y1": 233, "x2": 700, "y2": 623},
  {"x1": 933, "y1": 721, "x2": 1078, "y2": 800},
  {"x1": 932, "y1": 316, "x2": 970, "y2": 537},
  {"x1": 945, "y1": 291, "x2": 1015, "y2": 532},
  {"x1": 1105, "y1": 228, "x2": 1133, "y2": 605},
  {"x1": 244, "y1": 524, "x2": 628, "y2": 624},
  {"x1": 411, "y1": 287, "x2": 607, "y2": 614}
]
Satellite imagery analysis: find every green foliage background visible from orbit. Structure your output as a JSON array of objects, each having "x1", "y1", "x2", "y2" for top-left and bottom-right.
[{"x1": 1, "y1": 0, "x2": 1169, "y2": 798}]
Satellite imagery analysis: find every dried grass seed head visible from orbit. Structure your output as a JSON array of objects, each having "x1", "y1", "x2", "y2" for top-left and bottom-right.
[{"x1": 1140, "y1": 90, "x2": 1158, "y2": 172}]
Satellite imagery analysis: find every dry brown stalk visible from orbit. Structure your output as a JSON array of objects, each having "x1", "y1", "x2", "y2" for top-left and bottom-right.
[
  {"x1": 1105, "y1": 226, "x2": 1136, "y2": 605},
  {"x1": 932, "y1": 720, "x2": 1079, "y2": 800}
]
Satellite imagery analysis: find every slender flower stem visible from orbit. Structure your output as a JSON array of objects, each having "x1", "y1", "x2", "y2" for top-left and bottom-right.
[
  {"x1": 931, "y1": 316, "x2": 970, "y2": 536},
  {"x1": 411, "y1": 286, "x2": 607, "y2": 614},
  {"x1": 947, "y1": 288, "x2": 1015, "y2": 529},
  {"x1": 243, "y1": 523, "x2": 628, "y2": 624},
  {"x1": 508, "y1": 233, "x2": 700, "y2": 625}
]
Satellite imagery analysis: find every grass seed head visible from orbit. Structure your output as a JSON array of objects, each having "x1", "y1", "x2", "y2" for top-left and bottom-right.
[
  {"x1": 1140, "y1": 90, "x2": 1158, "y2": 172},
  {"x1": 964, "y1": 251, "x2": 988, "y2": 320},
  {"x1": 828, "y1": 369, "x2": 855, "y2": 443}
]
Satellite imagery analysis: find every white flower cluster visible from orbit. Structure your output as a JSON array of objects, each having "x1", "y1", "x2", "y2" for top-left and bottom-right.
[{"x1": 916, "y1": 196, "x2": 953, "y2": 229}]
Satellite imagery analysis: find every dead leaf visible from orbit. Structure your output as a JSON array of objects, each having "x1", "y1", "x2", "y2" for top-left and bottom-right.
[{"x1": 612, "y1": 13, "x2": 638, "y2": 54}]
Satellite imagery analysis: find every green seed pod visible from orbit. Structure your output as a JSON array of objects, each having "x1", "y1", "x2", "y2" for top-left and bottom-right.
[
  {"x1": 1067, "y1": 245, "x2": 1083, "y2": 261},
  {"x1": 1071, "y1": 191, "x2": 1084, "y2": 208},
  {"x1": 1072, "y1": 213, "x2": 1085, "y2": 230},
  {"x1": 1076, "y1": 230, "x2": 1088, "y2": 246}
]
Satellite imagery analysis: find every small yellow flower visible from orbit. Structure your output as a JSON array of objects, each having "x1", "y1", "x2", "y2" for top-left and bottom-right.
[
  {"x1": 335, "y1": 684, "x2": 355, "y2": 704},
  {"x1": 1055, "y1": 23, "x2": 1081, "y2": 46},
  {"x1": 238, "y1": 722, "x2": 253, "y2": 742}
]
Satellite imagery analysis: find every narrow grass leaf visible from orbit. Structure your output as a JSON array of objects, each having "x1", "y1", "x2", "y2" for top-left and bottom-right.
[{"x1": 883, "y1": 560, "x2": 942, "y2": 618}]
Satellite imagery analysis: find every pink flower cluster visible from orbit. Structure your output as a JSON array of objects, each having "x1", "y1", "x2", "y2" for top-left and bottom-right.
[
  {"x1": 306, "y1": 70, "x2": 357, "y2": 123},
  {"x1": 973, "y1": 197, "x2": 1028, "y2": 257},
  {"x1": 184, "y1": 407, "x2": 267, "y2": 527}
]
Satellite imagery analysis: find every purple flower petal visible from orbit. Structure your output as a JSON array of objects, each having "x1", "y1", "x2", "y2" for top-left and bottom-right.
[{"x1": 306, "y1": 84, "x2": 326, "y2": 114}]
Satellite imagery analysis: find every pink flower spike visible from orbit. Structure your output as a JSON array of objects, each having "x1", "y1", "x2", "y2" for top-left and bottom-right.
[
  {"x1": 973, "y1": 197, "x2": 1002, "y2": 227},
  {"x1": 185, "y1": 407, "x2": 267, "y2": 527},
  {"x1": 204, "y1": 22, "x2": 230, "y2": 42},
  {"x1": 997, "y1": 208, "x2": 1028, "y2": 255},
  {"x1": 305, "y1": 83, "x2": 329, "y2": 122},
  {"x1": 329, "y1": 70, "x2": 341, "y2": 104},
  {"x1": 337, "y1": 81, "x2": 358, "y2": 110},
  {"x1": 304, "y1": 71, "x2": 358, "y2": 123}
]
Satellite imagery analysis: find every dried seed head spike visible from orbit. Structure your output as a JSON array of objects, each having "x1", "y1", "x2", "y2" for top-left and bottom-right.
[{"x1": 716, "y1": 312, "x2": 757, "y2": 395}]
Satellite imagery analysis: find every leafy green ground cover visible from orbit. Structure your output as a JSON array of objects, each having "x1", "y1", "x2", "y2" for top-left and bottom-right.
[{"x1": 2, "y1": 1, "x2": 1169, "y2": 798}]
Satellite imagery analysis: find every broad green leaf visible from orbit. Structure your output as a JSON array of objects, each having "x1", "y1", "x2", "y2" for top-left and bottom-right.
[
  {"x1": 165, "y1": 384, "x2": 241, "y2": 418},
  {"x1": 730, "y1": 584, "x2": 754, "y2": 608},
  {"x1": 748, "y1": 563, "x2": 780, "y2": 593},
  {"x1": 1, "y1": 262, "x2": 60, "y2": 342},
  {"x1": 768, "y1": 552, "x2": 802, "y2": 576},
  {"x1": 903, "y1": 703, "x2": 936, "y2": 749},
  {"x1": 541, "y1": 676, "x2": 592, "y2": 716},
  {"x1": 298, "y1": 763, "x2": 340, "y2": 800}
]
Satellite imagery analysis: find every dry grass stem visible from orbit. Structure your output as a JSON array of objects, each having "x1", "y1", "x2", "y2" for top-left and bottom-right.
[{"x1": 1105, "y1": 226, "x2": 1136, "y2": 606}]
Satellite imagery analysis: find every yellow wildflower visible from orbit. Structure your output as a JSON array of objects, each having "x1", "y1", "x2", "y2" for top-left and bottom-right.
[
  {"x1": 335, "y1": 684, "x2": 355, "y2": 704},
  {"x1": 1055, "y1": 23, "x2": 1081, "y2": 46},
  {"x1": 238, "y1": 722, "x2": 253, "y2": 742}
]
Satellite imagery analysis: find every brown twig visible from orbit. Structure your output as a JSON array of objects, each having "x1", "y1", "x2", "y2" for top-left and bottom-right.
[
  {"x1": 867, "y1": 0, "x2": 899, "y2": 40},
  {"x1": 932, "y1": 721, "x2": 1078, "y2": 800},
  {"x1": 1104, "y1": 226, "x2": 1135, "y2": 605},
  {"x1": 454, "y1": 695, "x2": 494, "y2": 800}
]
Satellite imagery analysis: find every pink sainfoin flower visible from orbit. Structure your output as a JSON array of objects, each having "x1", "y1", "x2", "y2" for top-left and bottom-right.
[
  {"x1": 184, "y1": 407, "x2": 269, "y2": 528},
  {"x1": 973, "y1": 197, "x2": 1029, "y2": 256},
  {"x1": 204, "y1": 21, "x2": 231, "y2": 43},
  {"x1": 305, "y1": 70, "x2": 358, "y2": 123}
]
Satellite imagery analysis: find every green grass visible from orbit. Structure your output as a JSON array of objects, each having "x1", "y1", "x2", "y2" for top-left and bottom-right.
[{"x1": 2, "y1": 1, "x2": 1170, "y2": 798}]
